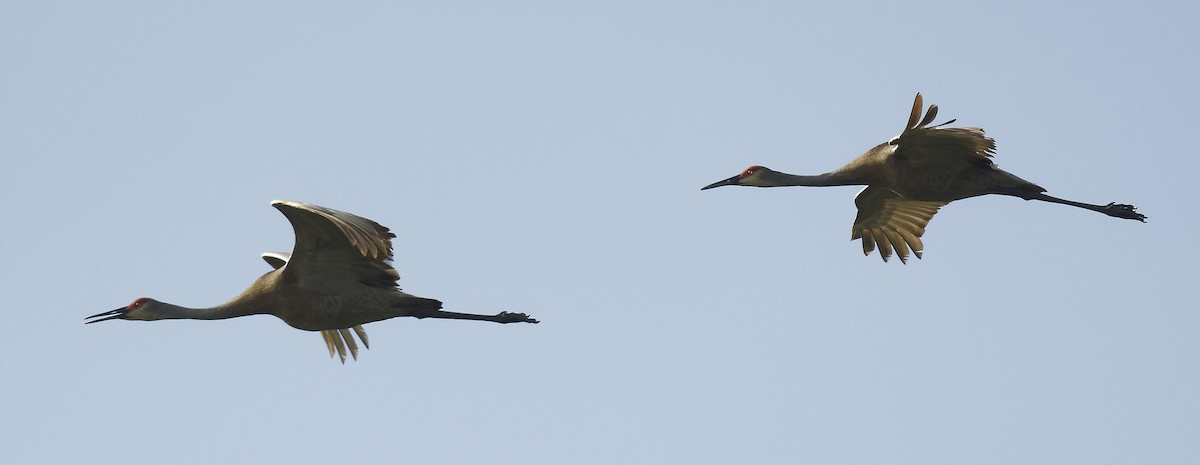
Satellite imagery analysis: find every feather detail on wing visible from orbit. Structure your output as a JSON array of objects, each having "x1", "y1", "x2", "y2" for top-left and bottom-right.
[
  {"x1": 320, "y1": 325, "x2": 370, "y2": 363},
  {"x1": 851, "y1": 186, "x2": 946, "y2": 263},
  {"x1": 273, "y1": 200, "x2": 394, "y2": 260},
  {"x1": 271, "y1": 200, "x2": 400, "y2": 289},
  {"x1": 895, "y1": 93, "x2": 996, "y2": 168}
]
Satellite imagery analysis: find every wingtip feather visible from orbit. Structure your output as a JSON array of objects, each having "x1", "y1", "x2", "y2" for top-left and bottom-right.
[
  {"x1": 906, "y1": 93, "x2": 923, "y2": 130},
  {"x1": 918, "y1": 104, "x2": 939, "y2": 128}
]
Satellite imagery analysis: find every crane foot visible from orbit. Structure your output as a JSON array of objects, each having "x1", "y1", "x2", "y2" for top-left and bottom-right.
[
  {"x1": 1102, "y1": 203, "x2": 1146, "y2": 222},
  {"x1": 496, "y1": 311, "x2": 539, "y2": 324}
]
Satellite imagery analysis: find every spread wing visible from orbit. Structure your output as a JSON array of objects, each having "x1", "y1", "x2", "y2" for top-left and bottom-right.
[
  {"x1": 851, "y1": 186, "x2": 946, "y2": 263},
  {"x1": 271, "y1": 200, "x2": 400, "y2": 290},
  {"x1": 259, "y1": 246, "x2": 370, "y2": 363},
  {"x1": 892, "y1": 93, "x2": 997, "y2": 169}
]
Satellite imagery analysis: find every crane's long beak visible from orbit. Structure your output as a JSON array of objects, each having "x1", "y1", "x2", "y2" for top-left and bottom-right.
[
  {"x1": 701, "y1": 175, "x2": 742, "y2": 190},
  {"x1": 85, "y1": 308, "x2": 127, "y2": 324}
]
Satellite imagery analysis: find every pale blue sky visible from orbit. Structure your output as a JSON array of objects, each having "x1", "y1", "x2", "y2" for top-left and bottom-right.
[{"x1": 2, "y1": 1, "x2": 1196, "y2": 464}]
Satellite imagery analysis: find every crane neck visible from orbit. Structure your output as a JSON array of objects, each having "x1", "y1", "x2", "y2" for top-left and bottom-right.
[
  {"x1": 175, "y1": 270, "x2": 282, "y2": 321},
  {"x1": 757, "y1": 169, "x2": 863, "y2": 187},
  {"x1": 151, "y1": 301, "x2": 267, "y2": 321}
]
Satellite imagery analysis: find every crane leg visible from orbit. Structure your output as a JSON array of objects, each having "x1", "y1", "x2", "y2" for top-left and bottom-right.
[
  {"x1": 409, "y1": 308, "x2": 539, "y2": 324},
  {"x1": 1029, "y1": 193, "x2": 1145, "y2": 222},
  {"x1": 997, "y1": 189, "x2": 1146, "y2": 222}
]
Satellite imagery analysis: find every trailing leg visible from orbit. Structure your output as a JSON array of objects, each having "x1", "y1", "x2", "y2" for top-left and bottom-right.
[{"x1": 997, "y1": 188, "x2": 1146, "y2": 222}]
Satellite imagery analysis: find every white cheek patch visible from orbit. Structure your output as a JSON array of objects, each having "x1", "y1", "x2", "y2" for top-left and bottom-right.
[{"x1": 741, "y1": 176, "x2": 771, "y2": 187}]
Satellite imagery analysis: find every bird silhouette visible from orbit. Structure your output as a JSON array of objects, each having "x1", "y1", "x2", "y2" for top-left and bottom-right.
[
  {"x1": 86, "y1": 200, "x2": 538, "y2": 362},
  {"x1": 702, "y1": 93, "x2": 1146, "y2": 263}
]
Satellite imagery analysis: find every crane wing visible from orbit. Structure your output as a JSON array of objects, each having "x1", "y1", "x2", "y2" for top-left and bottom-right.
[
  {"x1": 321, "y1": 327, "x2": 369, "y2": 364},
  {"x1": 258, "y1": 241, "x2": 371, "y2": 363},
  {"x1": 892, "y1": 93, "x2": 997, "y2": 169},
  {"x1": 271, "y1": 200, "x2": 401, "y2": 289},
  {"x1": 851, "y1": 186, "x2": 946, "y2": 263}
]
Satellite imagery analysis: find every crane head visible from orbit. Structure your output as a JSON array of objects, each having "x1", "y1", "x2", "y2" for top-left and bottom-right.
[
  {"x1": 701, "y1": 165, "x2": 772, "y2": 190},
  {"x1": 85, "y1": 297, "x2": 165, "y2": 324}
]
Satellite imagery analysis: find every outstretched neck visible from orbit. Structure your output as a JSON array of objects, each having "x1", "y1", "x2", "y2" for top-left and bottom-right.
[
  {"x1": 152, "y1": 301, "x2": 266, "y2": 321},
  {"x1": 756, "y1": 169, "x2": 863, "y2": 187}
]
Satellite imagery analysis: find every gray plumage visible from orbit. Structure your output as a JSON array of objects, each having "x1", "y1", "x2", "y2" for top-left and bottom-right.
[
  {"x1": 87, "y1": 200, "x2": 538, "y2": 362},
  {"x1": 702, "y1": 93, "x2": 1146, "y2": 263}
]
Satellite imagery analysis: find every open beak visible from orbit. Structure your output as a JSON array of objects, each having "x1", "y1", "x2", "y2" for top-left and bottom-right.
[
  {"x1": 701, "y1": 175, "x2": 742, "y2": 190},
  {"x1": 85, "y1": 308, "x2": 127, "y2": 324}
]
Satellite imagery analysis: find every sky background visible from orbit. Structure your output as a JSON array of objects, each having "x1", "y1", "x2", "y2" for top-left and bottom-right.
[{"x1": 2, "y1": 1, "x2": 1197, "y2": 464}]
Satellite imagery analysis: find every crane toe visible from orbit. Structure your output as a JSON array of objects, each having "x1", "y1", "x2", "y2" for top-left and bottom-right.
[
  {"x1": 496, "y1": 312, "x2": 539, "y2": 324},
  {"x1": 1102, "y1": 203, "x2": 1147, "y2": 222}
]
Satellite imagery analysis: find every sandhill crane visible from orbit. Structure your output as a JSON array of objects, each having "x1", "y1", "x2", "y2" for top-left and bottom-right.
[
  {"x1": 86, "y1": 200, "x2": 539, "y2": 362},
  {"x1": 701, "y1": 93, "x2": 1146, "y2": 263}
]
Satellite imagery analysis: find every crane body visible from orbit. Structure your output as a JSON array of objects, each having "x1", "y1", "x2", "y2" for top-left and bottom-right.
[
  {"x1": 702, "y1": 93, "x2": 1146, "y2": 263},
  {"x1": 87, "y1": 200, "x2": 538, "y2": 362}
]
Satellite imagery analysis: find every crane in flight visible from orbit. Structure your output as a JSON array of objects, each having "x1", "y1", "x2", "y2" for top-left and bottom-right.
[
  {"x1": 86, "y1": 200, "x2": 539, "y2": 362},
  {"x1": 702, "y1": 93, "x2": 1146, "y2": 263}
]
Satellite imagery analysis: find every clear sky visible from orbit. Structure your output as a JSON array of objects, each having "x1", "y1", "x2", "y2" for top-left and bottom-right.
[{"x1": 2, "y1": 1, "x2": 1196, "y2": 464}]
